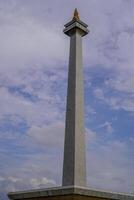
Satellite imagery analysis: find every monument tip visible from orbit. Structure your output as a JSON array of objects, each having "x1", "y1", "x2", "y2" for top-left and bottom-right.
[{"x1": 73, "y1": 8, "x2": 80, "y2": 20}]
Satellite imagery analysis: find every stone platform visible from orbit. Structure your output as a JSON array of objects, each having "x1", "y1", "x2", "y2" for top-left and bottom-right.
[{"x1": 8, "y1": 186, "x2": 134, "y2": 200}]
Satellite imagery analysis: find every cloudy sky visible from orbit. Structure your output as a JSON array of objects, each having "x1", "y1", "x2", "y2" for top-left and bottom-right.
[{"x1": 0, "y1": 0, "x2": 134, "y2": 199}]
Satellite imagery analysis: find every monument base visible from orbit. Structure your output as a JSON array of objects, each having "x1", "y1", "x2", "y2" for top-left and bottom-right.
[{"x1": 8, "y1": 186, "x2": 134, "y2": 200}]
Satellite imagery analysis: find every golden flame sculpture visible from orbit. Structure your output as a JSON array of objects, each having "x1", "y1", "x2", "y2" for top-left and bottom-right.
[{"x1": 73, "y1": 8, "x2": 80, "y2": 20}]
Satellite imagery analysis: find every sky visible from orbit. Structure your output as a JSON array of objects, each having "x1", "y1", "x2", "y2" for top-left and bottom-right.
[{"x1": 0, "y1": 0, "x2": 134, "y2": 199}]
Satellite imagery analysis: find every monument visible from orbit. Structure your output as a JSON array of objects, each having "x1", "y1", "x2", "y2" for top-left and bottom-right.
[
  {"x1": 62, "y1": 8, "x2": 88, "y2": 187},
  {"x1": 8, "y1": 9, "x2": 134, "y2": 200}
]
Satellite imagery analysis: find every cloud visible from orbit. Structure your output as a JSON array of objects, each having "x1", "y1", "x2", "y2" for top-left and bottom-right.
[
  {"x1": 28, "y1": 122, "x2": 64, "y2": 148},
  {"x1": 0, "y1": 149, "x2": 62, "y2": 197},
  {"x1": 0, "y1": 175, "x2": 56, "y2": 192},
  {"x1": 87, "y1": 140, "x2": 134, "y2": 193},
  {"x1": 93, "y1": 88, "x2": 134, "y2": 112},
  {"x1": 98, "y1": 121, "x2": 114, "y2": 134},
  {"x1": 93, "y1": 88, "x2": 104, "y2": 99},
  {"x1": 30, "y1": 177, "x2": 55, "y2": 188},
  {"x1": 86, "y1": 128, "x2": 97, "y2": 144},
  {"x1": 105, "y1": 74, "x2": 134, "y2": 94},
  {"x1": 0, "y1": 66, "x2": 66, "y2": 126},
  {"x1": 0, "y1": 18, "x2": 66, "y2": 72}
]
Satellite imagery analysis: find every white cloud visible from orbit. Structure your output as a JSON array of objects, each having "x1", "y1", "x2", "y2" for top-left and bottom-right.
[
  {"x1": 30, "y1": 177, "x2": 55, "y2": 188},
  {"x1": 98, "y1": 121, "x2": 113, "y2": 134},
  {"x1": 0, "y1": 176, "x2": 56, "y2": 193},
  {"x1": 86, "y1": 128, "x2": 96, "y2": 144},
  {"x1": 87, "y1": 140, "x2": 134, "y2": 193},
  {"x1": 105, "y1": 75, "x2": 134, "y2": 94},
  {"x1": 28, "y1": 122, "x2": 64, "y2": 148},
  {"x1": 0, "y1": 68, "x2": 65, "y2": 126},
  {"x1": 93, "y1": 88, "x2": 134, "y2": 112},
  {"x1": 93, "y1": 88, "x2": 104, "y2": 99},
  {"x1": 0, "y1": 7, "x2": 67, "y2": 70}
]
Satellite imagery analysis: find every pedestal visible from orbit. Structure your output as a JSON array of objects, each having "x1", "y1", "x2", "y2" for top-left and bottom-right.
[{"x1": 8, "y1": 186, "x2": 134, "y2": 200}]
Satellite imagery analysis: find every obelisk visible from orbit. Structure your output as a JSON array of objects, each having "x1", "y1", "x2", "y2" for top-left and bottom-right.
[
  {"x1": 8, "y1": 10, "x2": 134, "y2": 200},
  {"x1": 62, "y1": 9, "x2": 89, "y2": 187}
]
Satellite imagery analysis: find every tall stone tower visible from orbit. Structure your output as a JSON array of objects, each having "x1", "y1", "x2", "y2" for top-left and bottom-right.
[
  {"x1": 62, "y1": 8, "x2": 89, "y2": 187},
  {"x1": 8, "y1": 10, "x2": 134, "y2": 200}
]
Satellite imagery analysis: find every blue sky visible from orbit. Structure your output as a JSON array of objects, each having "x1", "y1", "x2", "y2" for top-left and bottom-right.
[{"x1": 0, "y1": 0, "x2": 134, "y2": 199}]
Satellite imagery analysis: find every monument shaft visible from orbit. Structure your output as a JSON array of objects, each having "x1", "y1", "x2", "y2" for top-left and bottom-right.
[
  {"x1": 62, "y1": 10, "x2": 89, "y2": 187},
  {"x1": 62, "y1": 31, "x2": 86, "y2": 186}
]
